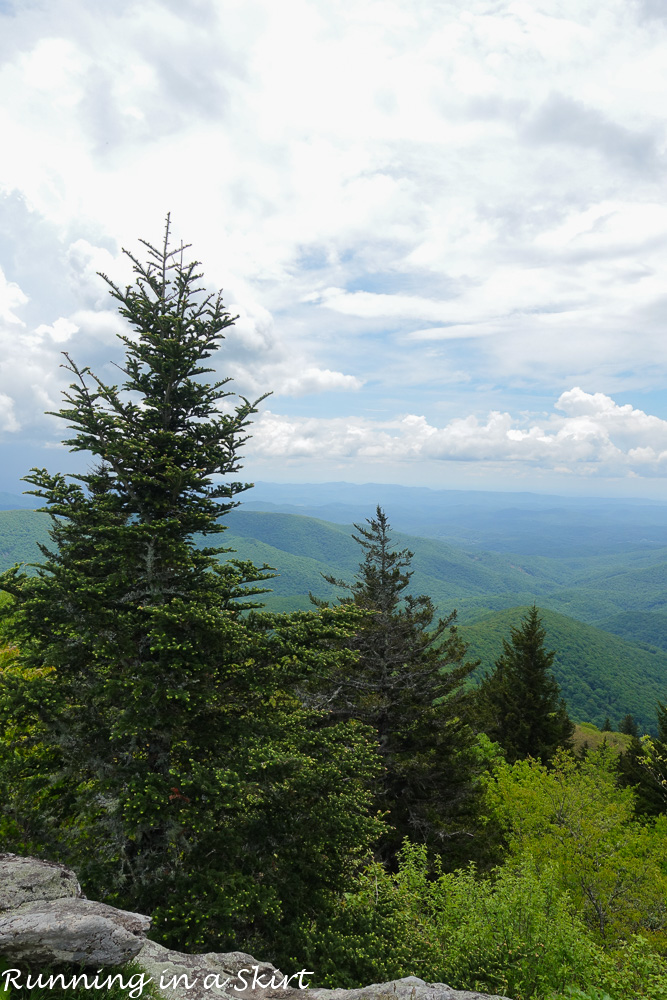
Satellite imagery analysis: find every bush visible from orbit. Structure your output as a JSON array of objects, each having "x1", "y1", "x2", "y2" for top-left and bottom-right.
[
  {"x1": 546, "y1": 934, "x2": 667, "y2": 998},
  {"x1": 294, "y1": 842, "x2": 605, "y2": 1000},
  {"x1": 484, "y1": 749, "x2": 667, "y2": 941}
]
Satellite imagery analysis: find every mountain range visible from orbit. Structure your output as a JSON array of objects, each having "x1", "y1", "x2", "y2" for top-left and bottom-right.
[{"x1": 1, "y1": 481, "x2": 665, "y2": 733}]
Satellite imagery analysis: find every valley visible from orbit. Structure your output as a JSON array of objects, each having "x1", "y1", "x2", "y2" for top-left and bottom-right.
[{"x1": 2, "y1": 481, "x2": 666, "y2": 734}]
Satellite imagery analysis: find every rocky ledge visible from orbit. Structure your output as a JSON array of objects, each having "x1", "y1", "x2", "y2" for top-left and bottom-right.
[{"x1": 0, "y1": 854, "x2": 511, "y2": 1000}]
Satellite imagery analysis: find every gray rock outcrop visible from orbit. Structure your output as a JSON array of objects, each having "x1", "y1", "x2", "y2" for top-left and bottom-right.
[
  {"x1": 0, "y1": 854, "x2": 512, "y2": 1000},
  {"x1": 137, "y1": 940, "x2": 283, "y2": 1000},
  {"x1": 137, "y1": 941, "x2": 510, "y2": 1000},
  {"x1": 309, "y1": 980, "x2": 509, "y2": 1000},
  {"x1": 0, "y1": 853, "x2": 150, "y2": 966},
  {"x1": 1, "y1": 897, "x2": 151, "y2": 966},
  {"x1": 0, "y1": 853, "x2": 84, "y2": 910}
]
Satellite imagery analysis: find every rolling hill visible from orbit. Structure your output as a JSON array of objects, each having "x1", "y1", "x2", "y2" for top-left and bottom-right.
[
  {"x1": 243, "y1": 481, "x2": 667, "y2": 557},
  {"x1": 1, "y1": 504, "x2": 665, "y2": 732},
  {"x1": 460, "y1": 606, "x2": 667, "y2": 734}
]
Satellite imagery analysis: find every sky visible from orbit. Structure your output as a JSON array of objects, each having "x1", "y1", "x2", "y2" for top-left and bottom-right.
[{"x1": 2, "y1": 0, "x2": 667, "y2": 498}]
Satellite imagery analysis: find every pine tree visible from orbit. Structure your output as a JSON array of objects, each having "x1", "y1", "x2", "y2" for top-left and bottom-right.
[
  {"x1": 478, "y1": 606, "x2": 574, "y2": 764},
  {"x1": 311, "y1": 505, "x2": 481, "y2": 862},
  {"x1": 0, "y1": 219, "x2": 384, "y2": 955},
  {"x1": 620, "y1": 713, "x2": 639, "y2": 738},
  {"x1": 618, "y1": 702, "x2": 667, "y2": 816}
]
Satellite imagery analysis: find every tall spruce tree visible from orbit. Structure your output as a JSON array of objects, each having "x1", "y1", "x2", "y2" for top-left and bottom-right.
[
  {"x1": 620, "y1": 713, "x2": 639, "y2": 738},
  {"x1": 311, "y1": 506, "x2": 482, "y2": 863},
  {"x1": 618, "y1": 702, "x2": 667, "y2": 816},
  {"x1": 478, "y1": 606, "x2": 574, "y2": 764},
  {"x1": 0, "y1": 220, "x2": 384, "y2": 956}
]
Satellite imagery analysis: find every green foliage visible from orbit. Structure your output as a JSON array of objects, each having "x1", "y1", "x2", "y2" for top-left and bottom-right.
[
  {"x1": 309, "y1": 506, "x2": 482, "y2": 863},
  {"x1": 617, "y1": 704, "x2": 667, "y2": 817},
  {"x1": 0, "y1": 962, "x2": 162, "y2": 1000},
  {"x1": 463, "y1": 606, "x2": 667, "y2": 734},
  {"x1": 484, "y1": 749, "x2": 667, "y2": 942},
  {"x1": 546, "y1": 934, "x2": 667, "y2": 999},
  {"x1": 0, "y1": 645, "x2": 65, "y2": 854},
  {"x1": 620, "y1": 714, "x2": 639, "y2": 737},
  {"x1": 477, "y1": 606, "x2": 574, "y2": 764},
  {"x1": 297, "y1": 842, "x2": 609, "y2": 1000},
  {"x1": 548, "y1": 990, "x2": 615, "y2": 1000},
  {"x1": 572, "y1": 723, "x2": 630, "y2": 757},
  {"x1": 0, "y1": 222, "x2": 384, "y2": 956},
  {"x1": 4, "y1": 509, "x2": 667, "y2": 733}
]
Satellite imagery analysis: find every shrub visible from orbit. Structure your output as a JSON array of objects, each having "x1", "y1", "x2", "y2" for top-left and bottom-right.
[{"x1": 294, "y1": 842, "x2": 605, "y2": 1000}]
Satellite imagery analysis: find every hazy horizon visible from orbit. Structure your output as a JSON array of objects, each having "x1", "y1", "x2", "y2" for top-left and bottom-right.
[{"x1": 4, "y1": 472, "x2": 667, "y2": 508}]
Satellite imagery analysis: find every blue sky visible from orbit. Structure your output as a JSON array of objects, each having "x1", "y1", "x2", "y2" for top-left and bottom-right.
[{"x1": 2, "y1": 0, "x2": 667, "y2": 497}]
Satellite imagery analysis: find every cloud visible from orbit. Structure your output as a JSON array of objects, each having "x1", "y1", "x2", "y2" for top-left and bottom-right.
[
  {"x1": 0, "y1": 263, "x2": 128, "y2": 441},
  {"x1": 229, "y1": 358, "x2": 363, "y2": 399},
  {"x1": 0, "y1": 393, "x2": 20, "y2": 433},
  {"x1": 65, "y1": 239, "x2": 124, "y2": 310},
  {"x1": 521, "y1": 93, "x2": 658, "y2": 171},
  {"x1": 2, "y1": 1, "x2": 667, "y2": 489},
  {"x1": 0, "y1": 266, "x2": 28, "y2": 326},
  {"x1": 0, "y1": 243, "x2": 363, "y2": 451},
  {"x1": 271, "y1": 367, "x2": 363, "y2": 397},
  {"x1": 34, "y1": 317, "x2": 79, "y2": 343},
  {"x1": 249, "y1": 389, "x2": 667, "y2": 478}
]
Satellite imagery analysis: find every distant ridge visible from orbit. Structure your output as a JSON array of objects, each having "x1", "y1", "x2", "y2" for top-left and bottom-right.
[
  {"x1": 1, "y1": 504, "x2": 665, "y2": 732},
  {"x1": 250, "y1": 480, "x2": 667, "y2": 507},
  {"x1": 0, "y1": 492, "x2": 40, "y2": 511},
  {"x1": 245, "y1": 482, "x2": 667, "y2": 557}
]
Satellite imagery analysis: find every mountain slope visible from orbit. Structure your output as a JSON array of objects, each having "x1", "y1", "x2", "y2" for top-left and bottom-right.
[
  {"x1": 596, "y1": 612, "x2": 667, "y2": 653},
  {"x1": 222, "y1": 510, "x2": 559, "y2": 614},
  {"x1": 0, "y1": 509, "x2": 52, "y2": 572},
  {"x1": 1, "y1": 507, "x2": 665, "y2": 731},
  {"x1": 462, "y1": 606, "x2": 667, "y2": 734}
]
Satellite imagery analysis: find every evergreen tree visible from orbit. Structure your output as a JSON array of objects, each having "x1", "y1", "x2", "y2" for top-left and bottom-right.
[
  {"x1": 311, "y1": 505, "x2": 481, "y2": 863},
  {"x1": 601, "y1": 716, "x2": 612, "y2": 732},
  {"x1": 620, "y1": 713, "x2": 639, "y2": 738},
  {"x1": 618, "y1": 702, "x2": 667, "y2": 817},
  {"x1": 0, "y1": 220, "x2": 384, "y2": 956},
  {"x1": 478, "y1": 606, "x2": 574, "y2": 765}
]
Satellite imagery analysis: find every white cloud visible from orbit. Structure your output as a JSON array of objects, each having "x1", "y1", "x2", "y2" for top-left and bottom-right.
[
  {"x1": 229, "y1": 359, "x2": 363, "y2": 399},
  {"x1": 249, "y1": 389, "x2": 667, "y2": 478},
  {"x1": 0, "y1": 393, "x2": 20, "y2": 433},
  {"x1": 272, "y1": 367, "x2": 363, "y2": 397},
  {"x1": 2, "y1": 1, "x2": 667, "y2": 489},
  {"x1": 0, "y1": 267, "x2": 28, "y2": 326},
  {"x1": 0, "y1": 269, "x2": 91, "y2": 438},
  {"x1": 34, "y1": 317, "x2": 79, "y2": 343},
  {"x1": 66, "y1": 239, "x2": 125, "y2": 310}
]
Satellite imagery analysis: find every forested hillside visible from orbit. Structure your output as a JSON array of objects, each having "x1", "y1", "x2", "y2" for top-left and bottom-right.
[
  {"x1": 462, "y1": 607, "x2": 667, "y2": 733},
  {"x1": 244, "y1": 481, "x2": 667, "y2": 556},
  {"x1": 0, "y1": 508, "x2": 52, "y2": 571},
  {"x1": 2, "y1": 505, "x2": 666, "y2": 732},
  {"x1": 598, "y1": 610, "x2": 667, "y2": 652}
]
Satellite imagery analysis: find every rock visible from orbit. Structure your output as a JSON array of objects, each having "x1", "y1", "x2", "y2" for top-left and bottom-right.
[
  {"x1": 136, "y1": 942, "x2": 512, "y2": 1000},
  {"x1": 0, "y1": 897, "x2": 151, "y2": 966},
  {"x1": 0, "y1": 853, "x2": 84, "y2": 911},
  {"x1": 0, "y1": 855, "x2": 512, "y2": 999},
  {"x1": 308, "y1": 979, "x2": 511, "y2": 1000},
  {"x1": 137, "y1": 940, "x2": 277, "y2": 1000}
]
